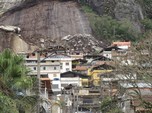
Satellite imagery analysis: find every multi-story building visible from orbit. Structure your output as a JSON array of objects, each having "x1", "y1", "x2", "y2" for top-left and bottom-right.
[
  {"x1": 21, "y1": 52, "x2": 72, "y2": 94},
  {"x1": 60, "y1": 71, "x2": 89, "y2": 88},
  {"x1": 88, "y1": 63, "x2": 114, "y2": 86}
]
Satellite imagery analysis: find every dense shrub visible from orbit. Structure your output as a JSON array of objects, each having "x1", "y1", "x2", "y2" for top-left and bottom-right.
[
  {"x1": 141, "y1": 18, "x2": 152, "y2": 31},
  {"x1": 82, "y1": 5, "x2": 139, "y2": 42}
]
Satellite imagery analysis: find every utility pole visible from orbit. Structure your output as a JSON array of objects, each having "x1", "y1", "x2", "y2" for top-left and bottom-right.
[
  {"x1": 76, "y1": 87, "x2": 79, "y2": 113},
  {"x1": 35, "y1": 45, "x2": 66, "y2": 113},
  {"x1": 37, "y1": 51, "x2": 41, "y2": 113}
]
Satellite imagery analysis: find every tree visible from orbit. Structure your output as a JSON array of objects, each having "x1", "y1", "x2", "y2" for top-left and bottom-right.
[
  {"x1": 141, "y1": 18, "x2": 152, "y2": 31},
  {"x1": 137, "y1": 0, "x2": 152, "y2": 19},
  {"x1": 115, "y1": 31, "x2": 152, "y2": 111},
  {"x1": 99, "y1": 32, "x2": 152, "y2": 112},
  {"x1": 100, "y1": 96, "x2": 123, "y2": 113},
  {"x1": 0, "y1": 49, "x2": 37, "y2": 113},
  {"x1": 81, "y1": 5, "x2": 140, "y2": 42}
]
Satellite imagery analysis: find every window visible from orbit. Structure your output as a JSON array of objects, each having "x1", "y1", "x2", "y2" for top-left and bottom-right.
[
  {"x1": 40, "y1": 75, "x2": 48, "y2": 78},
  {"x1": 66, "y1": 63, "x2": 69, "y2": 65},
  {"x1": 66, "y1": 68, "x2": 69, "y2": 71},
  {"x1": 27, "y1": 60, "x2": 37, "y2": 63},
  {"x1": 53, "y1": 74, "x2": 57, "y2": 77},
  {"x1": 41, "y1": 60, "x2": 46, "y2": 63},
  {"x1": 76, "y1": 52, "x2": 80, "y2": 55},
  {"x1": 43, "y1": 67, "x2": 46, "y2": 70},
  {"x1": 32, "y1": 53, "x2": 35, "y2": 56},
  {"x1": 33, "y1": 67, "x2": 36, "y2": 70},
  {"x1": 54, "y1": 67, "x2": 56, "y2": 70},
  {"x1": 60, "y1": 63, "x2": 63, "y2": 69},
  {"x1": 82, "y1": 81, "x2": 88, "y2": 86},
  {"x1": 52, "y1": 84, "x2": 59, "y2": 89}
]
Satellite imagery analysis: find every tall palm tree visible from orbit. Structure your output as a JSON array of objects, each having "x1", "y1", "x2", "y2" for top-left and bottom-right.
[{"x1": 0, "y1": 49, "x2": 37, "y2": 113}]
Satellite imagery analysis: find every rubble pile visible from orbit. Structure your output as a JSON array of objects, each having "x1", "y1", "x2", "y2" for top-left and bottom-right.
[{"x1": 62, "y1": 34, "x2": 102, "y2": 54}]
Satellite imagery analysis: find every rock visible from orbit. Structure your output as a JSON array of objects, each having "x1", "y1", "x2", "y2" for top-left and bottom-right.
[
  {"x1": 0, "y1": 1, "x2": 92, "y2": 47},
  {"x1": 85, "y1": 0, "x2": 144, "y2": 32}
]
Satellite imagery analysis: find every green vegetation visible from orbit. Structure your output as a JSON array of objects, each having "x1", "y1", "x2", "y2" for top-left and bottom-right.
[
  {"x1": 100, "y1": 97, "x2": 123, "y2": 113},
  {"x1": 0, "y1": 49, "x2": 37, "y2": 113},
  {"x1": 136, "y1": 0, "x2": 152, "y2": 19},
  {"x1": 82, "y1": 5, "x2": 140, "y2": 42},
  {"x1": 141, "y1": 18, "x2": 152, "y2": 31}
]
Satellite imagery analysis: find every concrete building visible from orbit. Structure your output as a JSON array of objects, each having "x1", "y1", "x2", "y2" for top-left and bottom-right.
[
  {"x1": 61, "y1": 71, "x2": 89, "y2": 88},
  {"x1": 22, "y1": 52, "x2": 72, "y2": 94},
  {"x1": 112, "y1": 41, "x2": 131, "y2": 50},
  {"x1": 88, "y1": 64, "x2": 114, "y2": 87}
]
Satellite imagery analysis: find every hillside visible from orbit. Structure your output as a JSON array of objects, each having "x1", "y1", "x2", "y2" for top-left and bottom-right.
[
  {"x1": 0, "y1": 0, "x2": 152, "y2": 51},
  {"x1": 80, "y1": 0, "x2": 152, "y2": 42},
  {"x1": 0, "y1": 0, "x2": 92, "y2": 50}
]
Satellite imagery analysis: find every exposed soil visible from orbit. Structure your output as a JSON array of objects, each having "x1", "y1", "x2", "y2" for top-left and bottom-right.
[{"x1": 0, "y1": 0, "x2": 92, "y2": 47}]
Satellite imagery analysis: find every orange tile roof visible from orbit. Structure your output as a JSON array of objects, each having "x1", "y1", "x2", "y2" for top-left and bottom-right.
[
  {"x1": 73, "y1": 66, "x2": 88, "y2": 71},
  {"x1": 40, "y1": 78, "x2": 51, "y2": 81},
  {"x1": 112, "y1": 42, "x2": 131, "y2": 47}
]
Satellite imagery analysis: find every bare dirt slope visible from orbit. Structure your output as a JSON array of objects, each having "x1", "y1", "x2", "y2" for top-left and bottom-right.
[{"x1": 0, "y1": 0, "x2": 92, "y2": 47}]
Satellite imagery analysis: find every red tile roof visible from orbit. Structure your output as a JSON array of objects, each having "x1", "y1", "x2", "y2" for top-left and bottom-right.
[{"x1": 112, "y1": 42, "x2": 131, "y2": 47}]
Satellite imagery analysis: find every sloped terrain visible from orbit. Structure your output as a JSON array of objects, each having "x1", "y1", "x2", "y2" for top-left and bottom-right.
[{"x1": 0, "y1": 0, "x2": 92, "y2": 47}]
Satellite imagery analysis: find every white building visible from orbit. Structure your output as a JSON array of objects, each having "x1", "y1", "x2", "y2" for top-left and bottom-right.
[
  {"x1": 60, "y1": 71, "x2": 89, "y2": 88},
  {"x1": 23, "y1": 53, "x2": 72, "y2": 94},
  {"x1": 112, "y1": 42, "x2": 131, "y2": 50}
]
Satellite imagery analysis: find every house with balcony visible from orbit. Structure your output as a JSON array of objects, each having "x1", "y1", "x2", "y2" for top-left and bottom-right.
[
  {"x1": 22, "y1": 52, "x2": 72, "y2": 94},
  {"x1": 90, "y1": 55, "x2": 113, "y2": 66},
  {"x1": 88, "y1": 63, "x2": 114, "y2": 87},
  {"x1": 101, "y1": 43, "x2": 133, "y2": 66},
  {"x1": 60, "y1": 71, "x2": 89, "y2": 88},
  {"x1": 72, "y1": 87, "x2": 101, "y2": 113},
  {"x1": 101, "y1": 45, "x2": 122, "y2": 59}
]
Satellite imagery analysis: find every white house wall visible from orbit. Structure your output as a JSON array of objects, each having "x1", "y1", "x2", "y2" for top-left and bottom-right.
[
  {"x1": 24, "y1": 54, "x2": 72, "y2": 93},
  {"x1": 61, "y1": 78, "x2": 82, "y2": 87}
]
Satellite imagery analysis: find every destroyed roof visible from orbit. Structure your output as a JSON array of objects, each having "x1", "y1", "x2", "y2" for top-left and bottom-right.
[
  {"x1": 62, "y1": 34, "x2": 102, "y2": 54},
  {"x1": 101, "y1": 45, "x2": 122, "y2": 52},
  {"x1": 61, "y1": 71, "x2": 89, "y2": 78},
  {"x1": 0, "y1": 0, "x2": 92, "y2": 48},
  {"x1": 91, "y1": 64, "x2": 115, "y2": 71},
  {"x1": 91, "y1": 56, "x2": 112, "y2": 61}
]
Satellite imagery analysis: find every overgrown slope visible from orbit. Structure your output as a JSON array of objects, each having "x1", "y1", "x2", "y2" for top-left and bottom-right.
[{"x1": 80, "y1": 0, "x2": 152, "y2": 42}]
